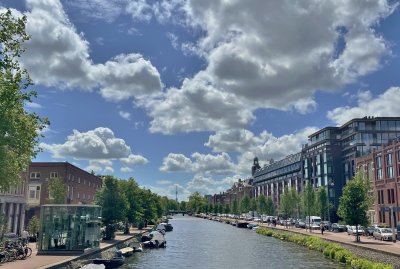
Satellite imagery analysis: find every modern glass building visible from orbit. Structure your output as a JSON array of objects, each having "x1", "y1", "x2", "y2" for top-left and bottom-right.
[{"x1": 38, "y1": 204, "x2": 102, "y2": 254}]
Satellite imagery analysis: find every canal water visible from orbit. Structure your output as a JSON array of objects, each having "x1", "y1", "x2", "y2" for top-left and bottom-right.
[{"x1": 122, "y1": 215, "x2": 342, "y2": 269}]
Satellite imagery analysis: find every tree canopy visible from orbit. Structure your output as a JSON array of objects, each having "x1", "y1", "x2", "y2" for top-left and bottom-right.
[
  {"x1": 48, "y1": 177, "x2": 67, "y2": 204},
  {"x1": 338, "y1": 172, "x2": 372, "y2": 241},
  {"x1": 0, "y1": 9, "x2": 49, "y2": 190}
]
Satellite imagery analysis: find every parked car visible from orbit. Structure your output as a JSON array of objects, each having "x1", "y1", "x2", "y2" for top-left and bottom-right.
[
  {"x1": 347, "y1": 226, "x2": 364, "y2": 236},
  {"x1": 363, "y1": 226, "x2": 375, "y2": 236},
  {"x1": 330, "y1": 223, "x2": 346, "y2": 232},
  {"x1": 321, "y1": 221, "x2": 331, "y2": 230},
  {"x1": 373, "y1": 228, "x2": 395, "y2": 241},
  {"x1": 295, "y1": 219, "x2": 306, "y2": 228}
]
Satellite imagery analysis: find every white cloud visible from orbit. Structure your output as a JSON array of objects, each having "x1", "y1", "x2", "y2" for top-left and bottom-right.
[
  {"x1": 86, "y1": 159, "x2": 114, "y2": 174},
  {"x1": 125, "y1": 0, "x2": 152, "y2": 22},
  {"x1": 166, "y1": 32, "x2": 179, "y2": 50},
  {"x1": 40, "y1": 127, "x2": 131, "y2": 159},
  {"x1": 156, "y1": 180, "x2": 172, "y2": 185},
  {"x1": 118, "y1": 111, "x2": 131, "y2": 121},
  {"x1": 160, "y1": 153, "x2": 193, "y2": 172},
  {"x1": 121, "y1": 167, "x2": 133, "y2": 173},
  {"x1": 327, "y1": 87, "x2": 400, "y2": 125},
  {"x1": 142, "y1": 0, "x2": 395, "y2": 134},
  {"x1": 66, "y1": 0, "x2": 125, "y2": 23},
  {"x1": 205, "y1": 127, "x2": 318, "y2": 174},
  {"x1": 120, "y1": 154, "x2": 149, "y2": 166},
  {"x1": 21, "y1": 0, "x2": 161, "y2": 101}
]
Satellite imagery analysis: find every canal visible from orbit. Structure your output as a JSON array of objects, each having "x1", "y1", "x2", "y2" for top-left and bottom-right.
[{"x1": 122, "y1": 215, "x2": 342, "y2": 269}]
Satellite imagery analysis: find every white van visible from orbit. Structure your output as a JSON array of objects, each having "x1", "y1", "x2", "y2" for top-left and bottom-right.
[{"x1": 305, "y1": 216, "x2": 322, "y2": 225}]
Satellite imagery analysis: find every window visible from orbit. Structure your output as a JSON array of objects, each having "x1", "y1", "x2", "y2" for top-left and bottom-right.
[
  {"x1": 28, "y1": 185, "x2": 40, "y2": 199},
  {"x1": 77, "y1": 192, "x2": 80, "y2": 199},
  {"x1": 78, "y1": 177, "x2": 81, "y2": 184},
  {"x1": 83, "y1": 193, "x2": 86, "y2": 199},
  {"x1": 89, "y1": 181, "x2": 91, "y2": 187},
  {"x1": 50, "y1": 172, "x2": 58, "y2": 178},
  {"x1": 376, "y1": 156, "x2": 383, "y2": 180},
  {"x1": 30, "y1": 172, "x2": 40, "y2": 179},
  {"x1": 386, "y1": 153, "x2": 393, "y2": 178}
]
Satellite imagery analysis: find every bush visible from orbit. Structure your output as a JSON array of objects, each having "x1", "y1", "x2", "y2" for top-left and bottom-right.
[{"x1": 256, "y1": 227, "x2": 393, "y2": 269}]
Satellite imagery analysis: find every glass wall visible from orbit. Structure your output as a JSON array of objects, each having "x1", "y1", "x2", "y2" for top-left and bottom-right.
[{"x1": 38, "y1": 205, "x2": 102, "y2": 253}]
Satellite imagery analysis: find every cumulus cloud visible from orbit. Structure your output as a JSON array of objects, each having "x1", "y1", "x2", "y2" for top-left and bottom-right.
[
  {"x1": 86, "y1": 159, "x2": 114, "y2": 174},
  {"x1": 41, "y1": 127, "x2": 131, "y2": 159},
  {"x1": 142, "y1": 0, "x2": 395, "y2": 134},
  {"x1": 159, "y1": 153, "x2": 193, "y2": 172},
  {"x1": 205, "y1": 127, "x2": 318, "y2": 174},
  {"x1": 120, "y1": 154, "x2": 149, "y2": 166},
  {"x1": 118, "y1": 111, "x2": 131, "y2": 121},
  {"x1": 121, "y1": 167, "x2": 133, "y2": 173},
  {"x1": 160, "y1": 152, "x2": 236, "y2": 176},
  {"x1": 327, "y1": 87, "x2": 400, "y2": 125},
  {"x1": 21, "y1": 0, "x2": 161, "y2": 101}
]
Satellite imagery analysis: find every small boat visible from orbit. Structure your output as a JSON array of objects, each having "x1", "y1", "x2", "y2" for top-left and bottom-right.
[
  {"x1": 134, "y1": 244, "x2": 143, "y2": 252},
  {"x1": 116, "y1": 247, "x2": 134, "y2": 257},
  {"x1": 142, "y1": 231, "x2": 167, "y2": 248},
  {"x1": 92, "y1": 256, "x2": 125, "y2": 269},
  {"x1": 247, "y1": 223, "x2": 259, "y2": 229},
  {"x1": 160, "y1": 222, "x2": 173, "y2": 232},
  {"x1": 237, "y1": 222, "x2": 249, "y2": 228}
]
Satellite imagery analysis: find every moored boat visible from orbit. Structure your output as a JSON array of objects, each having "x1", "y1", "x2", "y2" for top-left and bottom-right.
[{"x1": 92, "y1": 256, "x2": 125, "y2": 269}]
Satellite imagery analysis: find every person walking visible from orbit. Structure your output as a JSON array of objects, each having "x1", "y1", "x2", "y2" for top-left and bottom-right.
[
  {"x1": 21, "y1": 229, "x2": 29, "y2": 244},
  {"x1": 320, "y1": 223, "x2": 325, "y2": 235}
]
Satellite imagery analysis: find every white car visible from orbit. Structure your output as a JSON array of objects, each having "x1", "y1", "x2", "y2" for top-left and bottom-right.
[
  {"x1": 347, "y1": 226, "x2": 364, "y2": 236},
  {"x1": 373, "y1": 228, "x2": 394, "y2": 241}
]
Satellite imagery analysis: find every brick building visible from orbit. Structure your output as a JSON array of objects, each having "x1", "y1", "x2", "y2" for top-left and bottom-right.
[
  {"x1": 356, "y1": 138, "x2": 400, "y2": 226},
  {"x1": 26, "y1": 162, "x2": 103, "y2": 222}
]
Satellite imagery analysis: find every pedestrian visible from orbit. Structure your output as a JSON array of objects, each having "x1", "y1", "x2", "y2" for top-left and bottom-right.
[
  {"x1": 320, "y1": 223, "x2": 325, "y2": 235},
  {"x1": 21, "y1": 229, "x2": 29, "y2": 244}
]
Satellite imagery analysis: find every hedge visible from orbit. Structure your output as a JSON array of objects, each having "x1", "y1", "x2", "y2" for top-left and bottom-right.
[{"x1": 256, "y1": 227, "x2": 393, "y2": 269}]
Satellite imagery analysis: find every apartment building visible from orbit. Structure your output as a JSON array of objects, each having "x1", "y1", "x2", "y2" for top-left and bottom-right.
[{"x1": 26, "y1": 162, "x2": 103, "y2": 221}]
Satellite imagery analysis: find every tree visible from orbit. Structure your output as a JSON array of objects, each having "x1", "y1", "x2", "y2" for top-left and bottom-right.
[
  {"x1": 250, "y1": 198, "x2": 257, "y2": 216},
  {"x1": 240, "y1": 195, "x2": 250, "y2": 213},
  {"x1": 96, "y1": 176, "x2": 128, "y2": 226},
  {"x1": 187, "y1": 192, "x2": 206, "y2": 214},
  {"x1": 27, "y1": 216, "x2": 39, "y2": 241},
  {"x1": 180, "y1": 201, "x2": 187, "y2": 212},
  {"x1": 224, "y1": 203, "x2": 230, "y2": 214},
  {"x1": 316, "y1": 186, "x2": 329, "y2": 220},
  {"x1": 280, "y1": 186, "x2": 294, "y2": 222},
  {"x1": 0, "y1": 9, "x2": 49, "y2": 191},
  {"x1": 257, "y1": 195, "x2": 267, "y2": 214},
  {"x1": 232, "y1": 199, "x2": 239, "y2": 215},
  {"x1": 303, "y1": 181, "x2": 316, "y2": 232},
  {"x1": 0, "y1": 212, "x2": 7, "y2": 241},
  {"x1": 265, "y1": 197, "x2": 275, "y2": 216},
  {"x1": 48, "y1": 177, "x2": 67, "y2": 204},
  {"x1": 120, "y1": 178, "x2": 143, "y2": 225},
  {"x1": 290, "y1": 188, "x2": 301, "y2": 219},
  {"x1": 338, "y1": 172, "x2": 372, "y2": 242}
]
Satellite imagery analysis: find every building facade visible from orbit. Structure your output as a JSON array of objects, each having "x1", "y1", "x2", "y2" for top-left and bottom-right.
[
  {"x1": 356, "y1": 138, "x2": 400, "y2": 226},
  {"x1": 0, "y1": 170, "x2": 28, "y2": 235},
  {"x1": 26, "y1": 162, "x2": 103, "y2": 222},
  {"x1": 301, "y1": 117, "x2": 400, "y2": 220},
  {"x1": 252, "y1": 153, "x2": 302, "y2": 212}
]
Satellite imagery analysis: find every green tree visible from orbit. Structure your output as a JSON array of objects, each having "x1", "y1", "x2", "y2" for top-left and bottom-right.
[
  {"x1": 265, "y1": 197, "x2": 275, "y2": 216},
  {"x1": 303, "y1": 181, "x2": 316, "y2": 231},
  {"x1": 257, "y1": 195, "x2": 267, "y2": 214},
  {"x1": 280, "y1": 186, "x2": 294, "y2": 221},
  {"x1": 180, "y1": 201, "x2": 187, "y2": 212},
  {"x1": 48, "y1": 177, "x2": 67, "y2": 204},
  {"x1": 218, "y1": 204, "x2": 223, "y2": 214},
  {"x1": 338, "y1": 172, "x2": 372, "y2": 242},
  {"x1": 0, "y1": 9, "x2": 49, "y2": 191},
  {"x1": 240, "y1": 195, "x2": 250, "y2": 213},
  {"x1": 290, "y1": 188, "x2": 301, "y2": 219},
  {"x1": 187, "y1": 192, "x2": 206, "y2": 214},
  {"x1": 250, "y1": 198, "x2": 257, "y2": 216},
  {"x1": 0, "y1": 212, "x2": 7, "y2": 241},
  {"x1": 316, "y1": 186, "x2": 329, "y2": 220},
  {"x1": 96, "y1": 176, "x2": 128, "y2": 226},
  {"x1": 120, "y1": 178, "x2": 143, "y2": 225},
  {"x1": 27, "y1": 215, "x2": 39, "y2": 240},
  {"x1": 224, "y1": 203, "x2": 230, "y2": 214},
  {"x1": 232, "y1": 199, "x2": 239, "y2": 215}
]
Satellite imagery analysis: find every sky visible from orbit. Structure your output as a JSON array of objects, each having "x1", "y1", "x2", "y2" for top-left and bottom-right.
[{"x1": 1, "y1": 0, "x2": 400, "y2": 201}]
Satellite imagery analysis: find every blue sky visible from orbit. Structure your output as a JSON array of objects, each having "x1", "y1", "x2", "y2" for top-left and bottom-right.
[{"x1": 2, "y1": 0, "x2": 400, "y2": 200}]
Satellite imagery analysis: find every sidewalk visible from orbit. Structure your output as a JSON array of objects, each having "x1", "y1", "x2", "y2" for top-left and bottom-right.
[{"x1": 0, "y1": 227, "x2": 150, "y2": 269}]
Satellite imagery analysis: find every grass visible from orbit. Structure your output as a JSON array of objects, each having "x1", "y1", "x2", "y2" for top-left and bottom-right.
[{"x1": 256, "y1": 227, "x2": 393, "y2": 269}]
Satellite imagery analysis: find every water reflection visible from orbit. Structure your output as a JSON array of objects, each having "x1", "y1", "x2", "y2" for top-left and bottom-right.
[{"x1": 122, "y1": 215, "x2": 342, "y2": 269}]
